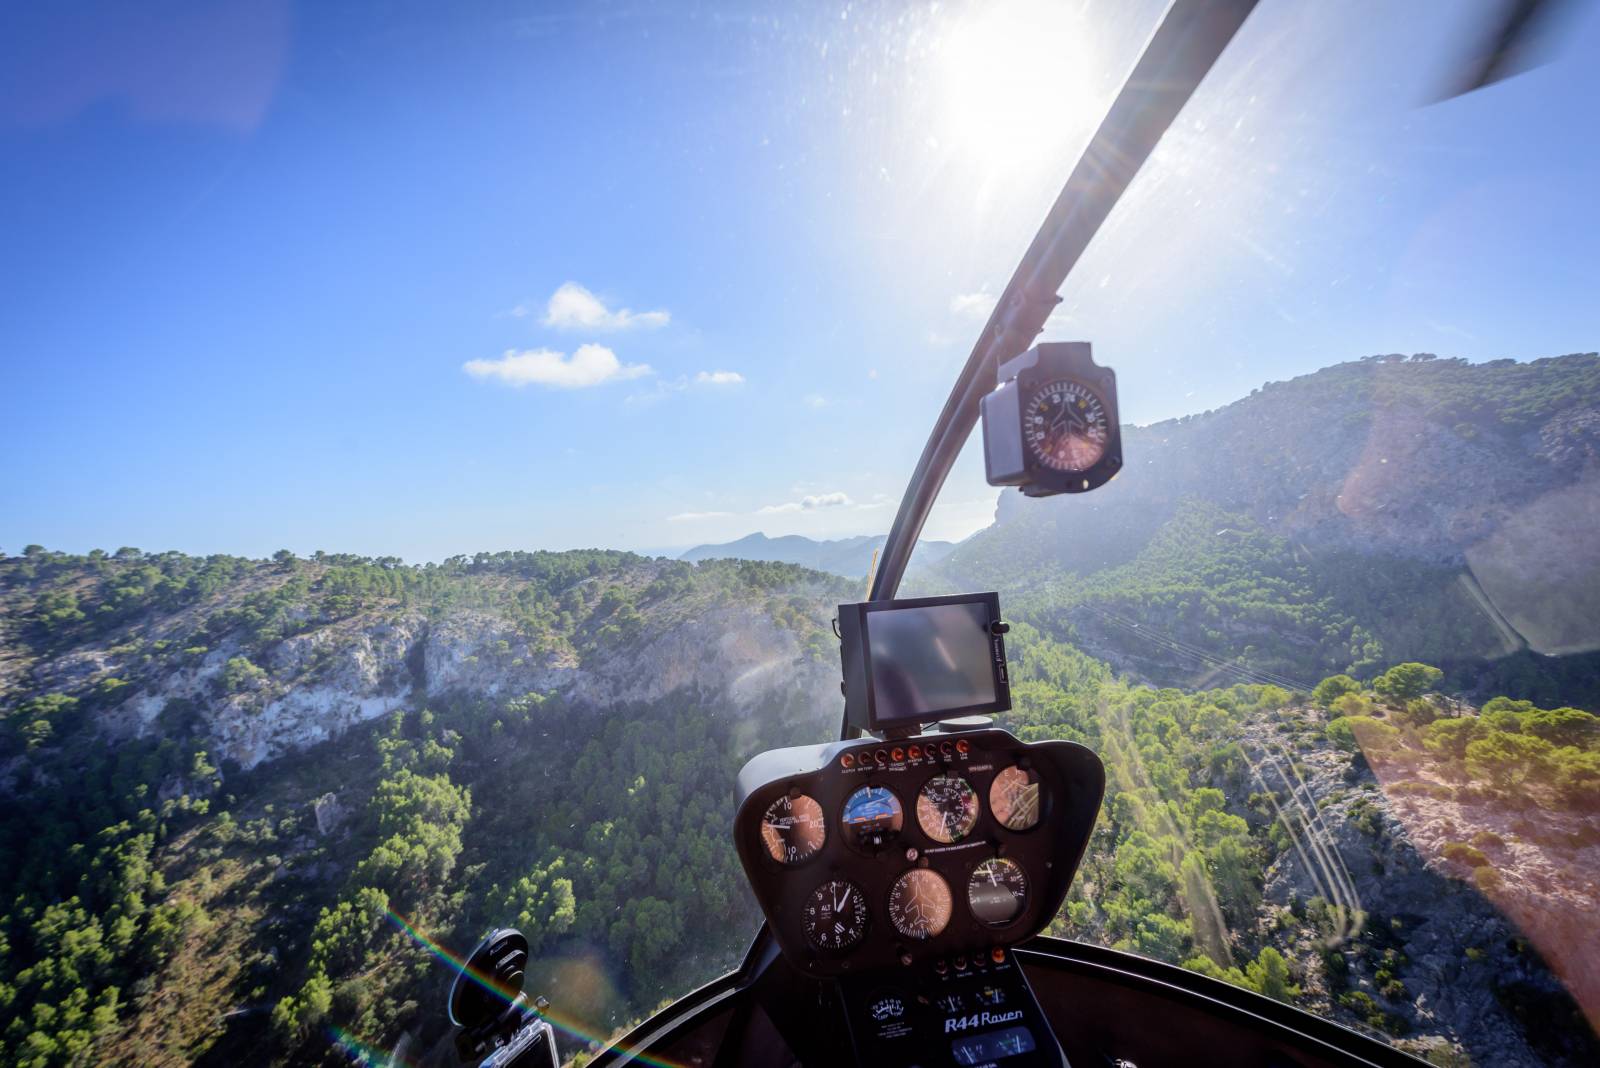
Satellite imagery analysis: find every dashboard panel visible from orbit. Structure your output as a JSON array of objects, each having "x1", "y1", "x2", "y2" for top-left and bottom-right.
[{"x1": 733, "y1": 727, "x2": 1104, "y2": 977}]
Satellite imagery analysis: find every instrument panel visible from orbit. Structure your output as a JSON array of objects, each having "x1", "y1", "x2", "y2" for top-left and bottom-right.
[{"x1": 733, "y1": 728, "x2": 1104, "y2": 976}]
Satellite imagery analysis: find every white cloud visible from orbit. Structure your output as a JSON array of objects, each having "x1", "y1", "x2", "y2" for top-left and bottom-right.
[
  {"x1": 758, "y1": 491, "x2": 852, "y2": 514},
  {"x1": 542, "y1": 282, "x2": 669, "y2": 331},
  {"x1": 695, "y1": 370, "x2": 745, "y2": 385},
  {"x1": 802, "y1": 393, "x2": 828, "y2": 408},
  {"x1": 463, "y1": 344, "x2": 652, "y2": 388},
  {"x1": 667, "y1": 510, "x2": 735, "y2": 522},
  {"x1": 950, "y1": 291, "x2": 997, "y2": 320}
]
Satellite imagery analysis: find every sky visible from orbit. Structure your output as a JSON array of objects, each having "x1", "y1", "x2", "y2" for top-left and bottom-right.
[{"x1": 2, "y1": 0, "x2": 1597, "y2": 562}]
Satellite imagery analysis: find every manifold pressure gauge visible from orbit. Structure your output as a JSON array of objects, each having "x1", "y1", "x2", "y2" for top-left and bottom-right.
[{"x1": 981, "y1": 341, "x2": 1122, "y2": 496}]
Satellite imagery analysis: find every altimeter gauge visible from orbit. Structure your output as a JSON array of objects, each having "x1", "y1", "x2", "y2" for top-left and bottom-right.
[
  {"x1": 803, "y1": 879, "x2": 869, "y2": 951},
  {"x1": 760, "y1": 793, "x2": 826, "y2": 864},
  {"x1": 889, "y1": 868, "x2": 954, "y2": 940}
]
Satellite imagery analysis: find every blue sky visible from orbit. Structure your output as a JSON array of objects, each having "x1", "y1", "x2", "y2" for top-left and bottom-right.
[{"x1": 3, "y1": 0, "x2": 1597, "y2": 562}]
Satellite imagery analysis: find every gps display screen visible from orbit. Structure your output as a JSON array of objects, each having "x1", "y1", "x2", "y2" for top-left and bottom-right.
[{"x1": 867, "y1": 601, "x2": 996, "y2": 722}]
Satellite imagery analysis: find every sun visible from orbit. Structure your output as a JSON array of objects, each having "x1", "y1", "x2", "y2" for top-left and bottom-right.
[{"x1": 932, "y1": 0, "x2": 1096, "y2": 162}]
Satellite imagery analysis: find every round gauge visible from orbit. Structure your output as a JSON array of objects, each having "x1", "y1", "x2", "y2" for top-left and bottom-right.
[
  {"x1": 916, "y1": 775, "x2": 980, "y2": 844},
  {"x1": 759, "y1": 793, "x2": 826, "y2": 865},
  {"x1": 967, "y1": 858, "x2": 1029, "y2": 927},
  {"x1": 803, "y1": 879, "x2": 869, "y2": 952},
  {"x1": 888, "y1": 869, "x2": 954, "y2": 941},
  {"x1": 1023, "y1": 378, "x2": 1110, "y2": 473},
  {"x1": 842, "y1": 785, "x2": 904, "y2": 853},
  {"x1": 989, "y1": 766, "x2": 1042, "y2": 832}
]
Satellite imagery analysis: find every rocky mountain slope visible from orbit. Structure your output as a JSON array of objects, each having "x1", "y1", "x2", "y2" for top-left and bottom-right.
[
  {"x1": 0, "y1": 550, "x2": 849, "y2": 775},
  {"x1": 1238, "y1": 706, "x2": 1598, "y2": 1066},
  {"x1": 936, "y1": 353, "x2": 1600, "y2": 700}
]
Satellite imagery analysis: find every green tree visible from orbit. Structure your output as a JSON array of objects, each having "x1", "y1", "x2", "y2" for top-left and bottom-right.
[
  {"x1": 1465, "y1": 732, "x2": 1553, "y2": 790},
  {"x1": 1330, "y1": 692, "x2": 1372, "y2": 717},
  {"x1": 1522, "y1": 707, "x2": 1598, "y2": 748},
  {"x1": 221, "y1": 656, "x2": 267, "y2": 693},
  {"x1": 1373, "y1": 662, "x2": 1443, "y2": 701},
  {"x1": 1312, "y1": 675, "x2": 1361, "y2": 707},
  {"x1": 1326, "y1": 715, "x2": 1399, "y2": 752},
  {"x1": 1246, "y1": 947, "x2": 1300, "y2": 1002}
]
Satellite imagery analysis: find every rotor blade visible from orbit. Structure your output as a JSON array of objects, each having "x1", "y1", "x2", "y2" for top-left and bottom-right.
[
  {"x1": 1436, "y1": 0, "x2": 1589, "y2": 100},
  {"x1": 866, "y1": 0, "x2": 1259, "y2": 610}
]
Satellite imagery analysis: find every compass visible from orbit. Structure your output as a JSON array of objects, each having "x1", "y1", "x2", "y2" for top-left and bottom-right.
[{"x1": 982, "y1": 342, "x2": 1122, "y2": 496}]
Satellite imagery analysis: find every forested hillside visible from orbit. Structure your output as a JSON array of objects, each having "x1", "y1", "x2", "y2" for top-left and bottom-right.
[
  {"x1": 934, "y1": 353, "x2": 1600, "y2": 705},
  {"x1": 3, "y1": 355, "x2": 1598, "y2": 1067},
  {"x1": 0, "y1": 548, "x2": 849, "y2": 1065},
  {"x1": 2, "y1": 547, "x2": 1596, "y2": 1066}
]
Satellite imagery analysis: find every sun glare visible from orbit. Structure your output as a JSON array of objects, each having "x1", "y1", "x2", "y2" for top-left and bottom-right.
[{"x1": 934, "y1": 1, "x2": 1095, "y2": 161}]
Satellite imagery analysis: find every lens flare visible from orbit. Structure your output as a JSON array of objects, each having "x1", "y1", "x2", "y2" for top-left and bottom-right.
[
  {"x1": 328, "y1": 1024, "x2": 421, "y2": 1067},
  {"x1": 379, "y1": 907, "x2": 693, "y2": 1068}
]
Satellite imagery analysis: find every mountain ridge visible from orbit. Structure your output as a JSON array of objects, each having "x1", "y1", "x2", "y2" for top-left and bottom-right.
[
  {"x1": 933, "y1": 352, "x2": 1600, "y2": 697},
  {"x1": 679, "y1": 530, "x2": 956, "y2": 579}
]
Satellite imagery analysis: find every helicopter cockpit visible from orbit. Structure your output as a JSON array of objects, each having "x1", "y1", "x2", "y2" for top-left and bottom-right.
[
  {"x1": 6, "y1": 0, "x2": 1599, "y2": 1065},
  {"x1": 395, "y1": 1, "x2": 1594, "y2": 1066}
]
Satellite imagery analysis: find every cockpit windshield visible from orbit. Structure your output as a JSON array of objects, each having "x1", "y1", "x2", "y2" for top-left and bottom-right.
[{"x1": 1, "y1": 2, "x2": 1597, "y2": 1066}]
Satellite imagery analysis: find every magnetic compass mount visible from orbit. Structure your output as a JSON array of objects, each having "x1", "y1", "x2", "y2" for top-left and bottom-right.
[
  {"x1": 981, "y1": 342, "x2": 1122, "y2": 497},
  {"x1": 448, "y1": 928, "x2": 562, "y2": 1066},
  {"x1": 449, "y1": 928, "x2": 530, "y2": 1031}
]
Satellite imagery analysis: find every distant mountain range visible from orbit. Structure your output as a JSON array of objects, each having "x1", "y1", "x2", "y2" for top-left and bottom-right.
[{"x1": 679, "y1": 531, "x2": 957, "y2": 580}]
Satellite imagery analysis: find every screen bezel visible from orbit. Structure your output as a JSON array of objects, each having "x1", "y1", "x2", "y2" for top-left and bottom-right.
[{"x1": 857, "y1": 592, "x2": 1010, "y2": 729}]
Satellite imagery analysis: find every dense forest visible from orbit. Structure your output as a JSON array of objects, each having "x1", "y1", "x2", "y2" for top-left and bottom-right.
[
  {"x1": 0, "y1": 547, "x2": 848, "y2": 1065},
  {"x1": 2, "y1": 544, "x2": 1597, "y2": 1066}
]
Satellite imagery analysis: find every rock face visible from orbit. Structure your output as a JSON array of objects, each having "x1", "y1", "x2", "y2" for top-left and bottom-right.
[
  {"x1": 940, "y1": 353, "x2": 1600, "y2": 686},
  {"x1": 987, "y1": 354, "x2": 1600, "y2": 568},
  {"x1": 1243, "y1": 710, "x2": 1596, "y2": 1067},
  {"x1": 44, "y1": 562, "x2": 844, "y2": 771},
  {"x1": 312, "y1": 792, "x2": 348, "y2": 836}
]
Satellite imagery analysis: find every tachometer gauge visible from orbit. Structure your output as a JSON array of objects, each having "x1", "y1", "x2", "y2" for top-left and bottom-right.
[
  {"x1": 889, "y1": 869, "x2": 953, "y2": 940},
  {"x1": 842, "y1": 785, "x2": 903, "y2": 853},
  {"x1": 988, "y1": 766, "x2": 1042, "y2": 832},
  {"x1": 759, "y1": 793, "x2": 826, "y2": 865},
  {"x1": 917, "y1": 775, "x2": 979, "y2": 844},
  {"x1": 967, "y1": 858, "x2": 1028, "y2": 927},
  {"x1": 1023, "y1": 379, "x2": 1109, "y2": 473},
  {"x1": 803, "y1": 879, "x2": 869, "y2": 952}
]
